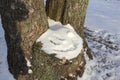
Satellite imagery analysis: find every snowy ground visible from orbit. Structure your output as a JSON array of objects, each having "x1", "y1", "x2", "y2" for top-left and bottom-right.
[
  {"x1": 78, "y1": 28, "x2": 120, "y2": 80},
  {"x1": 85, "y1": 0, "x2": 120, "y2": 34},
  {"x1": 0, "y1": 19, "x2": 15, "y2": 80},
  {"x1": 0, "y1": 0, "x2": 120, "y2": 80}
]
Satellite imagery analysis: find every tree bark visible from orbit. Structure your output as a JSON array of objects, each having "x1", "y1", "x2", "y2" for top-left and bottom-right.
[{"x1": 0, "y1": 0, "x2": 48, "y2": 80}]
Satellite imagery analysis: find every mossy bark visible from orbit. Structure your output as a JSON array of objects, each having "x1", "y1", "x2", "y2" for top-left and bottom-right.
[{"x1": 0, "y1": 0, "x2": 48, "y2": 80}]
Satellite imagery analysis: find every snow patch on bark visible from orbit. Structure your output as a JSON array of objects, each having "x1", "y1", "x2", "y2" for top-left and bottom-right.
[
  {"x1": 36, "y1": 19, "x2": 83, "y2": 60},
  {"x1": 25, "y1": 57, "x2": 32, "y2": 67}
]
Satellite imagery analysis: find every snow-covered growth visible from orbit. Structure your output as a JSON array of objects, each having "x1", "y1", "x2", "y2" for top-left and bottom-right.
[{"x1": 36, "y1": 19, "x2": 83, "y2": 60}]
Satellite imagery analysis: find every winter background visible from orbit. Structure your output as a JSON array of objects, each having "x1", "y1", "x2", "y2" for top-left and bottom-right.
[{"x1": 0, "y1": 0, "x2": 120, "y2": 80}]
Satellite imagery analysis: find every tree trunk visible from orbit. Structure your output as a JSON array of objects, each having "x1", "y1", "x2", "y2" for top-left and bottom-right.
[
  {"x1": 0, "y1": 0, "x2": 92, "y2": 80},
  {"x1": 46, "y1": 0, "x2": 92, "y2": 59},
  {"x1": 0, "y1": 0, "x2": 48, "y2": 80},
  {"x1": 45, "y1": 0, "x2": 93, "y2": 79}
]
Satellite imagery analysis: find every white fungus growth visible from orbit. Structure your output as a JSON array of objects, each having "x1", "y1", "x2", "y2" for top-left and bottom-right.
[{"x1": 36, "y1": 19, "x2": 83, "y2": 60}]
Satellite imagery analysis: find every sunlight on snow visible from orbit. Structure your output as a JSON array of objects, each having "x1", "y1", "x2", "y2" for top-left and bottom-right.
[{"x1": 36, "y1": 19, "x2": 83, "y2": 60}]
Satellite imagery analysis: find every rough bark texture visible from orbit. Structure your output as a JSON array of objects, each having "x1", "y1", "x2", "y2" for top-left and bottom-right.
[
  {"x1": 45, "y1": 0, "x2": 65, "y2": 21},
  {"x1": 0, "y1": 0, "x2": 48, "y2": 80}
]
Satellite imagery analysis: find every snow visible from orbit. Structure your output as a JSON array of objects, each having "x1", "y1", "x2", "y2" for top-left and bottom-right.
[
  {"x1": 0, "y1": 0, "x2": 120, "y2": 80},
  {"x1": 25, "y1": 57, "x2": 32, "y2": 67},
  {"x1": 37, "y1": 19, "x2": 83, "y2": 60},
  {"x1": 0, "y1": 18, "x2": 15, "y2": 80},
  {"x1": 85, "y1": 0, "x2": 120, "y2": 34},
  {"x1": 78, "y1": 28, "x2": 120, "y2": 80},
  {"x1": 28, "y1": 69, "x2": 33, "y2": 74},
  {"x1": 25, "y1": 57, "x2": 33, "y2": 74}
]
